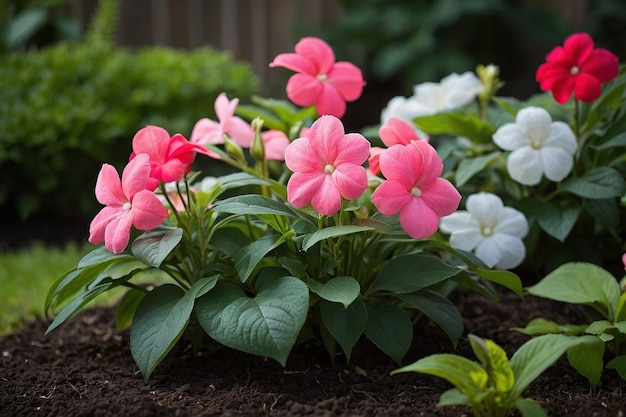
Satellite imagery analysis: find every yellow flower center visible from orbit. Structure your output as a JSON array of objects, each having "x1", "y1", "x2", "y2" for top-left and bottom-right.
[
  {"x1": 570, "y1": 66, "x2": 580, "y2": 75},
  {"x1": 324, "y1": 164, "x2": 335, "y2": 174},
  {"x1": 481, "y1": 226, "x2": 493, "y2": 237}
]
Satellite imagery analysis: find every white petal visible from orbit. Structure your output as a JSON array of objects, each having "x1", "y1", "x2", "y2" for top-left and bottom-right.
[
  {"x1": 494, "y1": 207, "x2": 529, "y2": 238},
  {"x1": 413, "y1": 82, "x2": 442, "y2": 109},
  {"x1": 506, "y1": 147, "x2": 543, "y2": 186},
  {"x1": 545, "y1": 121, "x2": 577, "y2": 154},
  {"x1": 440, "y1": 72, "x2": 482, "y2": 110},
  {"x1": 474, "y1": 238, "x2": 502, "y2": 268},
  {"x1": 439, "y1": 212, "x2": 478, "y2": 234},
  {"x1": 516, "y1": 107, "x2": 552, "y2": 142},
  {"x1": 493, "y1": 123, "x2": 529, "y2": 151},
  {"x1": 449, "y1": 229, "x2": 484, "y2": 252},
  {"x1": 490, "y1": 233, "x2": 526, "y2": 269},
  {"x1": 540, "y1": 146, "x2": 574, "y2": 182},
  {"x1": 381, "y1": 96, "x2": 432, "y2": 124},
  {"x1": 466, "y1": 192, "x2": 504, "y2": 226}
]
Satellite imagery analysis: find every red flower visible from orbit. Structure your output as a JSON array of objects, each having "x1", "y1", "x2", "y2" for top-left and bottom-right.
[{"x1": 536, "y1": 33, "x2": 619, "y2": 104}]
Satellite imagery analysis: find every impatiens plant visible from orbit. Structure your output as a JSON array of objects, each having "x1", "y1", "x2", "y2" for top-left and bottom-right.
[
  {"x1": 383, "y1": 32, "x2": 625, "y2": 272},
  {"x1": 45, "y1": 37, "x2": 522, "y2": 382},
  {"x1": 513, "y1": 261, "x2": 626, "y2": 384},
  {"x1": 392, "y1": 333, "x2": 601, "y2": 417}
]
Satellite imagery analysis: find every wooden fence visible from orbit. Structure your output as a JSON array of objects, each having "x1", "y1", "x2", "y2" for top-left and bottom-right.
[{"x1": 69, "y1": 0, "x2": 342, "y2": 89}]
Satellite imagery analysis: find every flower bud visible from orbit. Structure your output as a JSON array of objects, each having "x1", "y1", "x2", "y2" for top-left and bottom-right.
[
  {"x1": 250, "y1": 117, "x2": 266, "y2": 162},
  {"x1": 477, "y1": 64, "x2": 504, "y2": 103},
  {"x1": 223, "y1": 134, "x2": 246, "y2": 165}
]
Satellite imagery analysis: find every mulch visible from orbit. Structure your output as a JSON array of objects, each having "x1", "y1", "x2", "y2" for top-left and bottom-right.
[{"x1": 1, "y1": 286, "x2": 624, "y2": 417}]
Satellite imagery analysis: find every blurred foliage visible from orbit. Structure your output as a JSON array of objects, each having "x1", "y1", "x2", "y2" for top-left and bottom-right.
[
  {"x1": 0, "y1": 0, "x2": 259, "y2": 223},
  {"x1": 299, "y1": 0, "x2": 626, "y2": 98},
  {"x1": 0, "y1": 0, "x2": 82, "y2": 54}
]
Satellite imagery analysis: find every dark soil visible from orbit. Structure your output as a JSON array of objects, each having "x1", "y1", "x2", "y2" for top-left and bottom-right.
[{"x1": 1, "y1": 288, "x2": 624, "y2": 417}]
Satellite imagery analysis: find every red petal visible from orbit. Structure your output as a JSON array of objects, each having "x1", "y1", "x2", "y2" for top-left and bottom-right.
[{"x1": 574, "y1": 72, "x2": 602, "y2": 102}]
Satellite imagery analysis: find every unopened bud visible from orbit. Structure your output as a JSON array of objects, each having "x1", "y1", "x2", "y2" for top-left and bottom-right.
[{"x1": 250, "y1": 117, "x2": 265, "y2": 162}]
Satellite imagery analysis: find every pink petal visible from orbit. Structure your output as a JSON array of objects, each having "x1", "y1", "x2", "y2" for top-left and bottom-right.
[
  {"x1": 310, "y1": 175, "x2": 342, "y2": 215},
  {"x1": 121, "y1": 154, "x2": 152, "y2": 199},
  {"x1": 399, "y1": 198, "x2": 440, "y2": 240},
  {"x1": 411, "y1": 141, "x2": 444, "y2": 186},
  {"x1": 420, "y1": 178, "x2": 461, "y2": 217},
  {"x1": 286, "y1": 171, "x2": 325, "y2": 209},
  {"x1": 378, "y1": 144, "x2": 421, "y2": 190},
  {"x1": 270, "y1": 52, "x2": 317, "y2": 76},
  {"x1": 334, "y1": 133, "x2": 370, "y2": 167},
  {"x1": 132, "y1": 126, "x2": 170, "y2": 165},
  {"x1": 94, "y1": 163, "x2": 125, "y2": 206},
  {"x1": 131, "y1": 189, "x2": 168, "y2": 230},
  {"x1": 214, "y1": 93, "x2": 238, "y2": 124},
  {"x1": 89, "y1": 206, "x2": 122, "y2": 245},
  {"x1": 333, "y1": 163, "x2": 367, "y2": 200},
  {"x1": 368, "y1": 147, "x2": 385, "y2": 175},
  {"x1": 307, "y1": 115, "x2": 345, "y2": 163},
  {"x1": 152, "y1": 159, "x2": 187, "y2": 183},
  {"x1": 284, "y1": 137, "x2": 324, "y2": 173},
  {"x1": 262, "y1": 130, "x2": 290, "y2": 161},
  {"x1": 327, "y1": 62, "x2": 364, "y2": 101},
  {"x1": 379, "y1": 118, "x2": 418, "y2": 147},
  {"x1": 371, "y1": 180, "x2": 411, "y2": 216},
  {"x1": 227, "y1": 117, "x2": 254, "y2": 147},
  {"x1": 315, "y1": 83, "x2": 346, "y2": 118},
  {"x1": 286, "y1": 73, "x2": 322, "y2": 107},
  {"x1": 294, "y1": 37, "x2": 335, "y2": 74},
  {"x1": 190, "y1": 118, "x2": 223, "y2": 145},
  {"x1": 104, "y1": 211, "x2": 134, "y2": 254}
]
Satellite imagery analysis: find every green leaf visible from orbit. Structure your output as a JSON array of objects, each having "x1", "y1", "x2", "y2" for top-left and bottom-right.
[
  {"x1": 509, "y1": 334, "x2": 599, "y2": 399},
  {"x1": 566, "y1": 337, "x2": 604, "y2": 386},
  {"x1": 301, "y1": 225, "x2": 374, "y2": 251},
  {"x1": 469, "y1": 335, "x2": 514, "y2": 394},
  {"x1": 78, "y1": 246, "x2": 135, "y2": 269},
  {"x1": 214, "y1": 194, "x2": 296, "y2": 217},
  {"x1": 392, "y1": 354, "x2": 489, "y2": 400},
  {"x1": 536, "y1": 201, "x2": 581, "y2": 242},
  {"x1": 414, "y1": 112, "x2": 495, "y2": 143},
  {"x1": 606, "y1": 355, "x2": 626, "y2": 380},
  {"x1": 561, "y1": 167, "x2": 625, "y2": 199},
  {"x1": 515, "y1": 398, "x2": 548, "y2": 417},
  {"x1": 474, "y1": 268, "x2": 523, "y2": 296},
  {"x1": 197, "y1": 276, "x2": 309, "y2": 366},
  {"x1": 583, "y1": 198, "x2": 620, "y2": 230},
  {"x1": 234, "y1": 234, "x2": 285, "y2": 283},
  {"x1": 455, "y1": 151, "x2": 500, "y2": 187},
  {"x1": 511, "y1": 318, "x2": 585, "y2": 336},
  {"x1": 370, "y1": 254, "x2": 460, "y2": 293},
  {"x1": 131, "y1": 227, "x2": 183, "y2": 267},
  {"x1": 526, "y1": 262, "x2": 622, "y2": 317},
  {"x1": 115, "y1": 289, "x2": 145, "y2": 331},
  {"x1": 617, "y1": 293, "x2": 626, "y2": 322},
  {"x1": 364, "y1": 304, "x2": 412, "y2": 364},
  {"x1": 590, "y1": 132, "x2": 626, "y2": 150},
  {"x1": 130, "y1": 277, "x2": 217, "y2": 381},
  {"x1": 397, "y1": 290, "x2": 463, "y2": 347},
  {"x1": 5, "y1": 9, "x2": 48, "y2": 49},
  {"x1": 437, "y1": 388, "x2": 471, "y2": 407},
  {"x1": 320, "y1": 297, "x2": 368, "y2": 362},
  {"x1": 306, "y1": 276, "x2": 360, "y2": 308}
]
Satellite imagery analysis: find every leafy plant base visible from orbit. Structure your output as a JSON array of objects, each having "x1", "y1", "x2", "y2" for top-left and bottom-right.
[{"x1": 2, "y1": 290, "x2": 623, "y2": 417}]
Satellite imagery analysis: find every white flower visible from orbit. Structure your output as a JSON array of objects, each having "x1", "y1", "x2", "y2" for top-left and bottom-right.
[
  {"x1": 381, "y1": 71, "x2": 482, "y2": 124},
  {"x1": 493, "y1": 106, "x2": 577, "y2": 186},
  {"x1": 440, "y1": 192, "x2": 529, "y2": 270}
]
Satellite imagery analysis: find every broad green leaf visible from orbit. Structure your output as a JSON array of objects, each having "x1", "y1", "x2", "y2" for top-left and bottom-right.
[
  {"x1": 214, "y1": 194, "x2": 296, "y2": 217},
  {"x1": 78, "y1": 246, "x2": 135, "y2": 268},
  {"x1": 526, "y1": 262, "x2": 622, "y2": 316},
  {"x1": 536, "y1": 201, "x2": 581, "y2": 242},
  {"x1": 413, "y1": 112, "x2": 495, "y2": 143},
  {"x1": 197, "y1": 276, "x2": 309, "y2": 366},
  {"x1": 585, "y1": 320, "x2": 614, "y2": 335},
  {"x1": 235, "y1": 104, "x2": 286, "y2": 131},
  {"x1": 437, "y1": 388, "x2": 471, "y2": 407},
  {"x1": 566, "y1": 337, "x2": 604, "y2": 386},
  {"x1": 474, "y1": 268, "x2": 523, "y2": 296},
  {"x1": 5, "y1": 9, "x2": 48, "y2": 49},
  {"x1": 618, "y1": 293, "x2": 626, "y2": 322},
  {"x1": 509, "y1": 334, "x2": 599, "y2": 399},
  {"x1": 583, "y1": 198, "x2": 620, "y2": 230},
  {"x1": 606, "y1": 355, "x2": 626, "y2": 379},
  {"x1": 306, "y1": 276, "x2": 360, "y2": 308},
  {"x1": 515, "y1": 398, "x2": 548, "y2": 417},
  {"x1": 364, "y1": 304, "x2": 412, "y2": 364},
  {"x1": 130, "y1": 277, "x2": 217, "y2": 381},
  {"x1": 455, "y1": 151, "x2": 500, "y2": 187},
  {"x1": 115, "y1": 288, "x2": 145, "y2": 331},
  {"x1": 590, "y1": 132, "x2": 626, "y2": 150},
  {"x1": 511, "y1": 318, "x2": 585, "y2": 336},
  {"x1": 234, "y1": 234, "x2": 286, "y2": 283},
  {"x1": 469, "y1": 335, "x2": 514, "y2": 394},
  {"x1": 320, "y1": 297, "x2": 368, "y2": 362},
  {"x1": 370, "y1": 254, "x2": 460, "y2": 293},
  {"x1": 132, "y1": 227, "x2": 183, "y2": 267},
  {"x1": 392, "y1": 354, "x2": 489, "y2": 400},
  {"x1": 561, "y1": 167, "x2": 625, "y2": 199},
  {"x1": 302, "y1": 225, "x2": 374, "y2": 251},
  {"x1": 397, "y1": 290, "x2": 463, "y2": 347}
]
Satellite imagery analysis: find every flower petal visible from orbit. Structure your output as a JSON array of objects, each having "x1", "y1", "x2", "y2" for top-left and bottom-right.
[
  {"x1": 94, "y1": 163, "x2": 126, "y2": 206},
  {"x1": 89, "y1": 206, "x2": 122, "y2": 245},
  {"x1": 131, "y1": 189, "x2": 169, "y2": 230},
  {"x1": 494, "y1": 207, "x2": 529, "y2": 238},
  {"x1": 493, "y1": 124, "x2": 529, "y2": 151},
  {"x1": 420, "y1": 178, "x2": 461, "y2": 217},
  {"x1": 286, "y1": 73, "x2": 322, "y2": 107},
  {"x1": 439, "y1": 212, "x2": 478, "y2": 234},
  {"x1": 294, "y1": 37, "x2": 335, "y2": 74},
  {"x1": 545, "y1": 121, "x2": 577, "y2": 154},
  {"x1": 131, "y1": 126, "x2": 170, "y2": 165},
  {"x1": 332, "y1": 163, "x2": 367, "y2": 200},
  {"x1": 371, "y1": 179, "x2": 411, "y2": 216},
  {"x1": 121, "y1": 154, "x2": 152, "y2": 198},
  {"x1": 327, "y1": 61, "x2": 364, "y2": 101},
  {"x1": 190, "y1": 118, "x2": 223, "y2": 145},
  {"x1": 315, "y1": 83, "x2": 346, "y2": 118},
  {"x1": 104, "y1": 211, "x2": 134, "y2": 254},
  {"x1": 540, "y1": 146, "x2": 574, "y2": 182},
  {"x1": 506, "y1": 147, "x2": 543, "y2": 186},
  {"x1": 398, "y1": 197, "x2": 440, "y2": 239}
]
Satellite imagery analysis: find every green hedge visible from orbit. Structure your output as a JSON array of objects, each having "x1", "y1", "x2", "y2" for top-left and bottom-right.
[{"x1": 0, "y1": 43, "x2": 258, "y2": 222}]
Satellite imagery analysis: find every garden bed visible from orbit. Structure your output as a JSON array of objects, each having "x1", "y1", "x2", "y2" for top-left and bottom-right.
[{"x1": 1, "y1": 288, "x2": 623, "y2": 417}]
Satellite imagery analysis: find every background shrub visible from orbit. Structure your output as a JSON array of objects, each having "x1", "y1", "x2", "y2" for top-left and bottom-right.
[{"x1": 0, "y1": 42, "x2": 258, "y2": 223}]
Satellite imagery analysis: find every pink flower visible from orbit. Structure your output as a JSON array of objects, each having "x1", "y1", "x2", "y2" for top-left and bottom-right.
[
  {"x1": 190, "y1": 93, "x2": 254, "y2": 156},
  {"x1": 89, "y1": 154, "x2": 169, "y2": 254},
  {"x1": 261, "y1": 129, "x2": 290, "y2": 161},
  {"x1": 368, "y1": 118, "x2": 428, "y2": 175},
  {"x1": 285, "y1": 115, "x2": 370, "y2": 215},
  {"x1": 367, "y1": 146, "x2": 385, "y2": 177},
  {"x1": 270, "y1": 37, "x2": 365, "y2": 118},
  {"x1": 371, "y1": 141, "x2": 461, "y2": 239},
  {"x1": 536, "y1": 33, "x2": 619, "y2": 104},
  {"x1": 130, "y1": 125, "x2": 210, "y2": 190}
]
